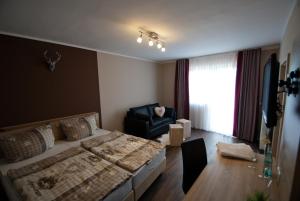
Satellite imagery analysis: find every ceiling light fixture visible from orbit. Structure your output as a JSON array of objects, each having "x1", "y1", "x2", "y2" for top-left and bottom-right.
[
  {"x1": 148, "y1": 39, "x2": 154, "y2": 46},
  {"x1": 136, "y1": 30, "x2": 166, "y2": 52},
  {"x1": 136, "y1": 31, "x2": 143, "y2": 43},
  {"x1": 157, "y1": 43, "x2": 162, "y2": 49}
]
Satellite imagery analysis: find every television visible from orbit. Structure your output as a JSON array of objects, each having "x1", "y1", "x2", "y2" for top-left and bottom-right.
[{"x1": 262, "y1": 53, "x2": 280, "y2": 128}]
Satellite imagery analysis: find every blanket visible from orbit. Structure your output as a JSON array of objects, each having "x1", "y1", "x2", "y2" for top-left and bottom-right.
[
  {"x1": 81, "y1": 131, "x2": 165, "y2": 172},
  {"x1": 7, "y1": 147, "x2": 131, "y2": 201},
  {"x1": 216, "y1": 142, "x2": 256, "y2": 162}
]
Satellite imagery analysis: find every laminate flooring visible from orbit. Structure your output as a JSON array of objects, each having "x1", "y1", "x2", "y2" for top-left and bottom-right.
[{"x1": 139, "y1": 129, "x2": 259, "y2": 201}]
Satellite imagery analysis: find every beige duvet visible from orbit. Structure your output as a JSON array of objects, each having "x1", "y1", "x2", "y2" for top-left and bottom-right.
[
  {"x1": 7, "y1": 147, "x2": 131, "y2": 201},
  {"x1": 81, "y1": 131, "x2": 165, "y2": 173}
]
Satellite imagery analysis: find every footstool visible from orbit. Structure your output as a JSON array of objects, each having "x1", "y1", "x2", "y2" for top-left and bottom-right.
[
  {"x1": 176, "y1": 119, "x2": 191, "y2": 139},
  {"x1": 169, "y1": 124, "x2": 183, "y2": 146}
]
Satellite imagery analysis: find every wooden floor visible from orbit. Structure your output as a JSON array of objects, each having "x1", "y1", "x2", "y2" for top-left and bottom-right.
[{"x1": 139, "y1": 129, "x2": 258, "y2": 201}]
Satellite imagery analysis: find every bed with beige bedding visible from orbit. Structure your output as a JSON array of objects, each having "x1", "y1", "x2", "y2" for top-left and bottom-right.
[
  {"x1": 0, "y1": 112, "x2": 166, "y2": 201},
  {"x1": 81, "y1": 130, "x2": 166, "y2": 200}
]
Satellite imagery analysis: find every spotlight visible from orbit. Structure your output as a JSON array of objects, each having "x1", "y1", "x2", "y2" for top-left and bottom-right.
[{"x1": 148, "y1": 40, "x2": 154, "y2": 46}]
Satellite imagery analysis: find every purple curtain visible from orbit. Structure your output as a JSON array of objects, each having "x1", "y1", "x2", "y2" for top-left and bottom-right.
[
  {"x1": 233, "y1": 52, "x2": 243, "y2": 137},
  {"x1": 175, "y1": 59, "x2": 189, "y2": 119},
  {"x1": 233, "y1": 49, "x2": 261, "y2": 142}
]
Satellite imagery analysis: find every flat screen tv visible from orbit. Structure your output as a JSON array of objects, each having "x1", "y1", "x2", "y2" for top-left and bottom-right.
[{"x1": 262, "y1": 53, "x2": 280, "y2": 128}]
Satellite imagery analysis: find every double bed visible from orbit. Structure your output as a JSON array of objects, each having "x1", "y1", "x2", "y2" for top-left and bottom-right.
[{"x1": 0, "y1": 112, "x2": 166, "y2": 201}]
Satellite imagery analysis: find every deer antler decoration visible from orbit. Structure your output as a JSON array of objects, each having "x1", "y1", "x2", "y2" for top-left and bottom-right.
[{"x1": 43, "y1": 50, "x2": 62, "y2": 72}]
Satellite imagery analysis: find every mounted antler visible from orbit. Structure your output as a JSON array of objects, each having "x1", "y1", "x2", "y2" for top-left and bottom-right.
[{"x1": 43, "y1": 50, "x2": 62, "y2": 72}]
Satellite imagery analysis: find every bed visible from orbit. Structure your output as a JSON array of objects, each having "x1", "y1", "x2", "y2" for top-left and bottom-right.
[
  {"x1": 0, "y1": 112, "x2": 165, "y2": 201},
  {"x1": 1, "y1": 146, "x2": 133, "y2": 201},
  {"x1": 81, "y1": 130, "x2": 166, "y2": 200}
]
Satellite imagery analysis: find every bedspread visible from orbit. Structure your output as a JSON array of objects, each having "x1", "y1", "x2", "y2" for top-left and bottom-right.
[
  {"x1": 81, "y1": 131, "x2": 165, "y2": 172},
  {"x1": 7, "y1": 146, "x2": 131, "y2": 201}
]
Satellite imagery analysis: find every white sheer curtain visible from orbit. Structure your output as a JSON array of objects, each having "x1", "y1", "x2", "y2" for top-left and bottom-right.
[{"x1": 189, "y1": 52, "x2": 237, "y2": 135}]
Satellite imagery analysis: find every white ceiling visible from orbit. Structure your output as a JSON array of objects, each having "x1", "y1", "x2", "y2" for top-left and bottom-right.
[{"x1": 0, "y1": 0, "x2": 295, "y2": 61}]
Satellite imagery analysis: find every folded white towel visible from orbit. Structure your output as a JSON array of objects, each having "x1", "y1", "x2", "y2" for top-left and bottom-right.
[{"x1": 216, "y1": 142, "x2": 256, "y2": 162}]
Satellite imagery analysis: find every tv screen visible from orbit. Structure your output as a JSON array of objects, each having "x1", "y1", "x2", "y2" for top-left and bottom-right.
[{"x1": 262, "y1": 53, "x2": 280, "y2": 128}]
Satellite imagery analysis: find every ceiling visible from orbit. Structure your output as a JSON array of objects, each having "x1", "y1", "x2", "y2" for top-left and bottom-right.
[{"x1": 0, "y1": 0, "x2": 295, "y2": 61}]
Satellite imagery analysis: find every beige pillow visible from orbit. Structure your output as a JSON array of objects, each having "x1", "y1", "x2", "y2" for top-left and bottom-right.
[
  {"x1": 154, "y1": 106, "x2": 165, "y2": 117},
  {"x1": 60, "y1": 118, "x2": 90, "y2": 141},
  {"x1": 83, "y1": 115, "x2": 98, "y2": 135},
  {"x1": 35, "y1": 125, "x2": 55, "y2": 149},
  {"x1": 0, "y1": 129, "x2": 51, "y2": 163}
]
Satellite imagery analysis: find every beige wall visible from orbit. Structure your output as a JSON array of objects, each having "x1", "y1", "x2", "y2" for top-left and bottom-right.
[
  {"x1": 159, "y1": 61, "x2": 176, "y2": 107},
  {"x1": 97, "y1": 52, "x2": 161, "y2": 131},
  {"x1": 276, "y1": 1, "x2": 300, "y2": 200}
]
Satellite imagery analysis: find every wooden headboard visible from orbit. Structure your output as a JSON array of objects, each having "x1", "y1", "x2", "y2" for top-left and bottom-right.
[{"x1": 0, "y1": 112, "x2": 100, "y2": 141}]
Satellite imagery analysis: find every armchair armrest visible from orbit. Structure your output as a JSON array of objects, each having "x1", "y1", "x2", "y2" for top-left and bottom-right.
[
  {"x1": 124, "y1": 117, "x2": 150, "y2": 138},
  {"x1": 164, "y1": 107, "x2": 176, "y2": 120}
]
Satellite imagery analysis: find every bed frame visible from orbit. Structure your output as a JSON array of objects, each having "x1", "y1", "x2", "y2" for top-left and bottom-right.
[
  {"x1": 0, "y1": 112, "x2": 100, "y2": 140},
  {"x1": 0, "y1": 112, "x2": 166, "y2": 201}
]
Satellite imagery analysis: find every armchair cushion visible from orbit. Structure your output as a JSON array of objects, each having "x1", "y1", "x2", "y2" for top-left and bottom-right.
[
  {"x1": 152, "y1": 117, "x2": 173, "y2": 127},
  {"x1": 131, "y1": 106, "x2": 150, "y2": 116},
  {"x1": 165, "y1": 107, "x2": 176, "y2": 118},
  {"x1": 134, "y1": 113, "x2": 151, "y2": 122}
]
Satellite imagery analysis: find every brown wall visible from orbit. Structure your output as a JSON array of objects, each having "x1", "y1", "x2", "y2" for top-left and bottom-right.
[{"x1": 0, "y1": 34, "x2": 101, "y2": 127}]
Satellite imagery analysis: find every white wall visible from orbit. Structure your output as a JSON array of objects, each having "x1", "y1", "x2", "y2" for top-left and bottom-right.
[
  {"x1": 277, "y1": 1, "x2": 300, "y2": 200},
  {"x1": 97, "y1": 52, "x2": 161, "y2": 131}
]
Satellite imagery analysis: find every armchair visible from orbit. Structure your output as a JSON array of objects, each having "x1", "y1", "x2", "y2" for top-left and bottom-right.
[{"x1": 124, "y1": 103, "x2": 176, "y2": 139}]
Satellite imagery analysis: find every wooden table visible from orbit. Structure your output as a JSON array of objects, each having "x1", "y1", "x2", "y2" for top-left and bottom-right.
[
  {"x1": 169, "y1": 124, "x2": 183, "y2": 146},
  {"x1": 184, "y1": 152, "x2": 279, "y2": 201},
  {"x1": 176, "y1": 119, "x2": 191, "y2": 139}
]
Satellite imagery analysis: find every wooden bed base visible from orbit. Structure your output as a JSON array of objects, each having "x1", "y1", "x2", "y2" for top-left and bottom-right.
[{"x1": 134, "y1": 158, "x2": 166, "y2": 200}]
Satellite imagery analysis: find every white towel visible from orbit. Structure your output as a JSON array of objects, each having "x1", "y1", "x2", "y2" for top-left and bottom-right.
[{"x1": 216, "y1": 142, "x2": 256, "y2": 162}]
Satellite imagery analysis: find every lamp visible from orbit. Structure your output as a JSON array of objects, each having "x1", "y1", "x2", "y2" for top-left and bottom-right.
[
  {"x1": 148, "y1": 39, "x2": 154, "y2": 46},
  {"x1": 136, "y1": 30, "x2": 166, "y2": 52},
  {"x1": 157, "y1": 43, "x2": 162, "y2": 49}
]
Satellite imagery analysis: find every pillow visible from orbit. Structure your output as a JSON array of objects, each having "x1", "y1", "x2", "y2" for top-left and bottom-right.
[
  {"x1": 83, "y1": 115, "x2": 98, "y2": 135},
  {"x1": 154, "y1": 106, "x2": 165, "y2": 118},
  {"x1": 60, "y1": 118, "x2": 90, "y2": 141},
  {"x1": 0, "y1": 128, "x2": 52, "y2": 163},
  {"x1": 35, "y1": 125, "x2": 55, "y2": 149}
]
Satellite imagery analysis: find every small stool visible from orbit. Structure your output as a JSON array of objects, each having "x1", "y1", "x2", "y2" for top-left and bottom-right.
[
  {"x1": 176, "y1": 119, "x2": 191, "y2": 139},
  {"x1": 169, "y1": 124, "x2": 183, "y2": 146}
]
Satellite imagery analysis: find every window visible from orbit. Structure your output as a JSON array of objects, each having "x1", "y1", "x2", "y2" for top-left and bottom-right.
[{"x1": 189, "y1": 52, "x2": 237, "y2": 135}]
